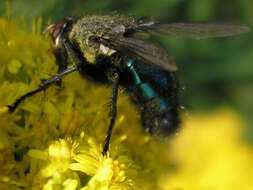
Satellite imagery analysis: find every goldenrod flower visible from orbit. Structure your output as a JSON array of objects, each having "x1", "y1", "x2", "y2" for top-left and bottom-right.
[{"x1": 28, "y1": 136, "x2": 136, "y2": 190}]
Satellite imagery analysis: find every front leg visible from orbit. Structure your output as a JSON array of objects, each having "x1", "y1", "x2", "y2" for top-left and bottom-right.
[
  {"x1": 8, "y1": 37, "x2": 86, "y2": 113},
  {"x1": 102, "y1": 72, "x2": 120, "y2": 155},
  {"x1": 54, "y1": 48, "x2": 68, "y2": 86},
  {"x1": 8, "y1": 65, "x2": 78, "y2": 113}
]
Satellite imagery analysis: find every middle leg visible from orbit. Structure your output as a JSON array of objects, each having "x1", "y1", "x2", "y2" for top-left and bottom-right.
[{"x1": 102, "y1": 72, "x2": 120, "y2": 155}]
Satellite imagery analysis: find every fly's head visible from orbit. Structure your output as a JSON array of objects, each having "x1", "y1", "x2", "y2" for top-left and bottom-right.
[
  {"x1": 44, "y1": 17, "x2": 76, "y2": 50},
  {"x1": 44, "y1": 16, "x2": 119, "y2": 65}
]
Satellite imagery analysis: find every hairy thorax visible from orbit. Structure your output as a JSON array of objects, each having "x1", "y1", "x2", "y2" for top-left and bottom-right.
[{"x1": 68, "y1": 14, "x2": 137, "y2": 63}]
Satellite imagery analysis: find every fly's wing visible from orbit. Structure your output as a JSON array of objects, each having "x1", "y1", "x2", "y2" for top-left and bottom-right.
[
  {"x1": 148, "y1": 23, "x2": 250, "y2": 39},
  {"x1": 101, "y1": 19, "x2": 250, "y2": 71},
  {"x1": 104, "y1": 35, "x2": 178, "y2": 71},
  {"x1": 137, "y1": 18, "x2": 250, "y2": 39}
]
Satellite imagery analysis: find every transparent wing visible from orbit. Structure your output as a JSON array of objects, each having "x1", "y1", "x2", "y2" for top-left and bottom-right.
[
  {"x1": 104, "y1": 36, "x2": 177, "y2": 71},
  {"x1": 102, "y1": 20, "x2": 250, "y2": 71},
  {"x1": 143, "y1": 22, "x2": 250, "y2": 39}
]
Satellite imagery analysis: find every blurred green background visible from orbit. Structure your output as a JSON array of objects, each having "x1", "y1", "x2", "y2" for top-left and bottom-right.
[{"x1": 1, "y1": 0, "x2": 253, "y2": 138}]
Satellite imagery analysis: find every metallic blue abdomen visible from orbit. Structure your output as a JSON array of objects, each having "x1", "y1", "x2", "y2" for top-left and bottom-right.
[{"x1": 121, "y1": 60, "x2": 180, "y2": 135}]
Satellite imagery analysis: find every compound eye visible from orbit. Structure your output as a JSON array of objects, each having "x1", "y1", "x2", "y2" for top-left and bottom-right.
[
  {"x1": 52, "y1": 26, "x2": 62, "y2": 44},
  {"x1": 44, "y1": 20, "x2": 67, "y2": 48}
]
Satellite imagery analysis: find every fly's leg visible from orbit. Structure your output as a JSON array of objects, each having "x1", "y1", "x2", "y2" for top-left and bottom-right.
[
  {"x1": 7, "y1": 37, "x2": 85, "y2": 113},
  {"x1": 8, "y1": 65, "x2": 78, "y2": 113},
  {"x1": 102, "y1": 72, "x2": 120, "y2": 155},
  {"x1": 54, "y1": 49, "x2": 68, "y2": 86}
]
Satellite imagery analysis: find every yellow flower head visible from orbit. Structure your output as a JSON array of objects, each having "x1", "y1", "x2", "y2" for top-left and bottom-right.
[
  {"x1": 28, "y1": 136, "x2": 136, "y2": 190},
  {"x1": 160, "y1": 108, "x2": 253, "y2": 190}
]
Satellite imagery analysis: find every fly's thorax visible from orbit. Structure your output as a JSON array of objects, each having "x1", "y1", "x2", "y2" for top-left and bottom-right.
[
  {"x1": 68, "y1": 34, "x2": 116, "y2": 64},
  {"x1": 68, "y1": 24, "x2": 96, "y2": 64},
  {"x1": 79, "y1": 41, "x2": 99, "y2": 64},
  {"x1": 69, "y1": 14, "x2": 137, "y2": 41},
  {"x1": 68, "y1": 14, "x2": 137, "y2": 64},
  {"x1": 75, "y1": 14, "x2": 137, "y2": 34}
]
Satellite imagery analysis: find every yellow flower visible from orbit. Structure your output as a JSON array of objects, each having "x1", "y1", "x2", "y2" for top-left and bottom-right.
[
  {"x1": 28, "y1": 137, "x2": 137, "y2": 190},
  {"x1": 70, "y1": 138, "x2": 136, "y2": 190},
  {"x1": 160, "y1": 108, "x2": 253, "y2": 190}
]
